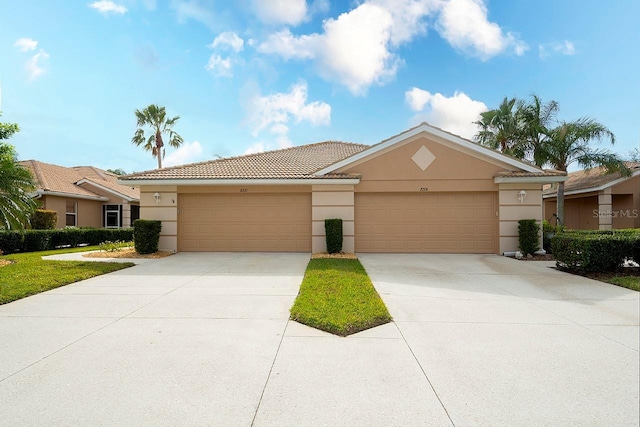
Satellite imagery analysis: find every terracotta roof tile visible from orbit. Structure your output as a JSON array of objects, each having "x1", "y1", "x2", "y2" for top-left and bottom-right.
[
  {"x1": 122, "y1": 141, "x2": 369, "y2": 181},
  {"x1": 19, "y1": 161, "x2": 140, "y2": 200},
  {"x1": 543, "y1": 162, "x2": 640, "y2": 195},
  {"x1": 496, "y1": 170, "x2": 567, "y2": 178}
]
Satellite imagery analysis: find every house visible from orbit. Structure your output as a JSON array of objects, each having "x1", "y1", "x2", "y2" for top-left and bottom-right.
[
  {"x1": 543, "y1": 162, "x2": 640, "y2": 230},
  {"x1": 20, "y1": 161, "x2": 140, "y2": 228},
  {"x1": 119, "y1": 123, "x2": 566, "y2": 254}
]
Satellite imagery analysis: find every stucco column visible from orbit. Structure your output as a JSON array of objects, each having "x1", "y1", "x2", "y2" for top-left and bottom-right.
[
  {"x1": 139, "y1": 186, "x2": 178, "y2": 252},
  {"x1": 121, "y1": 201, "x2": 131, "y2": 228},
  {"x1": 311, "y1": 185, "x2": 355, "y2": 253},
  {"x1": 498, "y1": 183, "x2": 543, "y2": 254},
  {"x1": 598, "y1": 190, "x2": 613, "y2": 230}
]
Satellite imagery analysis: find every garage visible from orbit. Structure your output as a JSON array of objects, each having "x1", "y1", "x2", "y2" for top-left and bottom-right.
[
  {"x1": 179, "y1": 193, "x2": 311, "y2": 252},
  {"x1": 355, "y1": 192, "x2": 497, "y2": 253}
]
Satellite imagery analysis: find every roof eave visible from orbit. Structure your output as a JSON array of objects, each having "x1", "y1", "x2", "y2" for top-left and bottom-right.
[
  {"x1": 494, "y1": 175, "x2": 567, "y2": 184},
  {"x1": 76, "y1": 178, "x2": 139, "y2": 202},
  {"x1": 118, "y1": 178, "x2": 362, "y2": 186},
  {"x1": 542, "y1": 169, "x2": 640, "y2": 198},
  {"x1": 35, "y1": 189, "x2": 110, "y2": 201}
]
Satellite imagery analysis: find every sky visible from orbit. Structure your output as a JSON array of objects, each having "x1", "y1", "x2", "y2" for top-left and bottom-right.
[{"x1": 1, "y1": 0, "x2": 639, "y2": 174}]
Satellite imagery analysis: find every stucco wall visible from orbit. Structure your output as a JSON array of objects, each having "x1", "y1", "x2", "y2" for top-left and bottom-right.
[
  {"x1": 42, "y1": 196, "x2": 102, "y2": 228},
  {"x1": 311, "y1": 185, "x2": 355, "y2": 253},
  {"x1": 498, "y1": 183, "x2": 543, "y2": 254},
  {"x1": 140, "y1": 186, "x2": 178, "y2": 252}
]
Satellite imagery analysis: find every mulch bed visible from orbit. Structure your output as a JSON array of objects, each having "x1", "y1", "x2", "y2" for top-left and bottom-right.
[
  {"x1": 83, "y1": 249, "x2": 173, "y2": 259},
  {"x1": 518, "y1": 254, "x2": 555, "y2": 261},
  {"x1": 0, "y1": 259, "x2": 12, "y2": 268},
  {"x1": 311, "y1": 252, "x2": 358, "y2": 259}
]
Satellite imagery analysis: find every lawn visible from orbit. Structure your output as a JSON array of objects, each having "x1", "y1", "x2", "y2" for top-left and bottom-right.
[
  {"x1": 290, "y1": 258, "x2": 392, "y2": 336},
  {"x1": 0, "y1": 246, "x2": 134, "y2": 305},
  {"x1": 604, "y1": 275, "x2": 640, "y2": 292}
]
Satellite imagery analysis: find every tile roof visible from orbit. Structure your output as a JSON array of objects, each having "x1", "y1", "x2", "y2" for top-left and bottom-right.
[
  {"x1": 496, "y1": 170, "x2": 567, "y2": 178},
  {"x1": 543, "y1": 162, "x2": 640, "y2": 195},
  {"x1": 19, "y1": 160, "x2": 140, "y2": 200},
  {"x1": 122, "y1": 141, "x2": 369, "y2": 181}
]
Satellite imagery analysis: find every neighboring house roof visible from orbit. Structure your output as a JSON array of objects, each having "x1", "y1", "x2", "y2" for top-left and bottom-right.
[
  {"x1": 119, "y1": 123, "x2": 566, "y2": 186},
  {"x1": 20, "y1": 160, "x2": 140, "y2": 201},
  {"x1": 121, "y1": 141, "x2": 368, "y2": 182},
  {"x1": 543, "y1": 162, "x2": 640, "y2": 197}
]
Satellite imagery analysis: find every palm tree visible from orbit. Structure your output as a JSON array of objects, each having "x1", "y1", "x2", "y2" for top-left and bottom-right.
[
  {"x1": 538, "y1": 118, "x2": 629, "y2": 225},
  {"x1": 474, "y1": 97, "x2": 527, "y2": 157},
  {"x1": 131, "y1": 104, "x2": 184, "y2": 169},
  {"x1": 520, "y1": 95, "x2": 559, "y2": 166},
  {"x1": 0, "y1": 143, "x2": 36, "y2": 230}
]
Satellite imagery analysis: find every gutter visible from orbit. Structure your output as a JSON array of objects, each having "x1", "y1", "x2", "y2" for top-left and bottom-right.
[
  {"x1": 33, "y1": 189, "x2": 109, "y2": 201},
  {"x1": 117, "y1": 178, "x2": 362, "y2": 187}
]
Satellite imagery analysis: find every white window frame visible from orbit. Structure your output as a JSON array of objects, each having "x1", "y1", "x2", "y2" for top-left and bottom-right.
[
  {"x1": 65, "y1": 201, "x2": 77, "y2": 227},
  {"x1": 104, "y1": 204, "x2": 121, "y2": 229}
]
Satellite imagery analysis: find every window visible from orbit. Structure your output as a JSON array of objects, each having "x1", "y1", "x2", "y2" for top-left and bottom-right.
[
  {"x1": 65, "y1": 201, "x2": 77, "y2": 227},
  {"x1": 103, "y1": 205, "x2": 121, "y2": 228},
  {"x1": 130, "y1": 205, "x2": 140, "y2": 223}
]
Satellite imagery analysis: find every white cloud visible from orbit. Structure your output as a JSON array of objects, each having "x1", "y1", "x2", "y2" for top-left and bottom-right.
[
  {"x1": 210, "y1": 32, "x2": 244, "y2": 52},
  {"x1": 164, "y1": 141, "x2": 205, "y2": 167},
  {"x1": 406, "y1": 88, "x2": 487, "y2": 139},
  {"x1": 246, "y1": 82, "x2": 330, "y2": 151},
  {"x1": 173, "y1": 0, "x2": 217, "y2": 29},
  {"x1": 253, "y1": 0, "x2": 308, "y2": 26},
  {"x1": 539, "y1": 40, "x2": 575, "y2": 59},
  {"x1": 141, "y1": 0, "x2": 157, "y2": 10},
  {"x1": 206, "y1": 55, "x2": 233, "y2": 77},
  {"x1": 436, "y1": 0, "x2": 527, "y2": 60},
  {"x1": 14, "y1": 38, "x2": 38, "y2": 52},
  {"x1": 89, "y1": 0, "x2": 128, "y2": 15},
  {"x1": 25, "y1": 50, "x2": 50, "y2": 81},
  {"x1": 244, "y1": 141, "x2": 266, "y2": 155}
]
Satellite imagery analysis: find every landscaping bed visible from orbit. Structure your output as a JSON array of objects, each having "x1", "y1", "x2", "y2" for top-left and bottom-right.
[
  {"x1": 290, "y1": 258, "x2": 392, "y2": 337},
  {"x1": 83, "y1": 248, "x2": 172, "y2": 259}
]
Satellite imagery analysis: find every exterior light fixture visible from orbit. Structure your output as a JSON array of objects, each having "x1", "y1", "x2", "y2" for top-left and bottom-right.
[
  {"x1": 154, "y1": 192, "x2": 161, "y2": 204},
  {"x1": 517, "y1": 190, "x2": 527, "y2": 204}
]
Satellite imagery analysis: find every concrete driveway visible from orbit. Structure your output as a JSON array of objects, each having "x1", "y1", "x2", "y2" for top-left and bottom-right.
[{"x1": 0, "y1": 253, "x2": 638, "y2": 426}]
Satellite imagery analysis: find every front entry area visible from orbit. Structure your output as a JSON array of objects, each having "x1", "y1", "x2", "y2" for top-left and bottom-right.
[
  {"x1": 178, "y1": 193, "x2": 311, "y2": 252},
  {"x1": 355, "y1": 192, "x2": 498, "y2": 253}
]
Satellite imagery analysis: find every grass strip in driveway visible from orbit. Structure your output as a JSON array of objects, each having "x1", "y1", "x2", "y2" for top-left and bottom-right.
[
  {"x1": 604, "y1": 276, "x2": 640, "y2": 292},
  {"x1": 0, "y1": 247, "x2": 134, "y2": 305},
  {"x1": 290, "y1": 258, "x2": 392, "y2": 336}
]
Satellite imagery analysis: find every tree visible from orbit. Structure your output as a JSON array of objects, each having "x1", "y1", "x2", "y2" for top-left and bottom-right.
[
  {"x1": 107, "y1": 168, "x2": 127, "y2": 175},
  {"x1": 474, "y1": 97, "x2": 527, "y2": 157},
  {"x1": 0, "y1": 114, "x2": 36, "y2": 230},
  {"x1": 537, "y1": 118, "x2": 629, "y2": 225},
  {"x1": 520, "y1": 95, "x2": 559, "y2": 166},
  {"x1": 131, "y1": 104, "x2": 184, "y2": 169}
]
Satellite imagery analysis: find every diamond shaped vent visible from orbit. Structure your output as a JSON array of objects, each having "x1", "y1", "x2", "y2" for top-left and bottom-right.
[{"x1": 411, "y1": 145, "x2": 436, "y2": 171}]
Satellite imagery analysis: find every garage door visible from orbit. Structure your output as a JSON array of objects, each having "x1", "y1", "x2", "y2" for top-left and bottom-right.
[
  {"x1": 179, "y1": 193, "x2": 311, "y2": 252},
  {"x1": 355, "y1": 192, "x2": 497, "y2": 253}
]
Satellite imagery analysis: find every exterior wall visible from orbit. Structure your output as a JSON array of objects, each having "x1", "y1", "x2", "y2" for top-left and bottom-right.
[
  {"x1": 311, "y1": 185, "x2": 355, "y2": 253},
  {"x1": 612, "y1": 175, "x2": 640, "y2": 228},
  {"x1": 498, "y1": 183, "x2": 543, "y2": 254},
  {"x1": 140, "y1": 185, "x2": 178, "y2": 252},
  {"x1": 41, "y1": 195, "x2": 102, "y2": 228},
  {"x1": 340, "y1": 135, "x2": 504, "y2": 193},
  {"x1": 79, "y1": 182, "x2": 140, "y2": 227}
]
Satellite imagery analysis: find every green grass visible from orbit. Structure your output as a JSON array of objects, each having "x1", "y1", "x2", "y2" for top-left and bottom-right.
[
  {"x1": 290, "y1": 258, "x2": 392, "y2": 336},
  {"x1": 0, "y1": 246, "x2": 134, "y2": 305},
  {"x1": 604, "y1": 276, "x2": 640, "y2": 292}
]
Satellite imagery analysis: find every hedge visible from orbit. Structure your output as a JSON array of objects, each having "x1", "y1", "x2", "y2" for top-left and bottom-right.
[
  {"x1": 518, "y1": 219, "x2": 540, "y2": 256},
  {"x1": 0, "y1": 227, "x2": 134, "y2": 255},
  {"x1": 551, "y1": 229, "x2": 640, "y2": 273},
  {"x1": 30, "y1": 209, "x2": 57, "y2": 230},
  {"x1": 325, "y1": 218, "x2": 343, "y2": 254},
  {"x1": 133, "y1": 219, "x2": 162, "y2": 254}
]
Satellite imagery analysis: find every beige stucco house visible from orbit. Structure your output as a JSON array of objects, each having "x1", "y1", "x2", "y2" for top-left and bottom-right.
[
  {"x1": 20, "y1": 161, "x2": 140, "y2": 228},
  {"x1": 543, "y1": 162, "x2": 640, "y2": 230},
  {"x1": 120, "y1": 123, "x2": 566, "y2": 254}
]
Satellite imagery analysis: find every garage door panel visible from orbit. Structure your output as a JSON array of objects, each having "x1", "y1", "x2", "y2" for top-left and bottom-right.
[
  {"x1": 355, "y1": 192, "x2": 497, "y2": 254},
  {"x1": 179, "y1": 193, "x2": 311, "y2": 252}
]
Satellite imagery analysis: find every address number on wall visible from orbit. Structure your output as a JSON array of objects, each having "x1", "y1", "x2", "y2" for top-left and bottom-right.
[
  {"x1": 240, "y1": 188, "x2": 248, "y2": 193},
  {"x1": 419, "y1": 187, "x2": 429, "y2": 192}
]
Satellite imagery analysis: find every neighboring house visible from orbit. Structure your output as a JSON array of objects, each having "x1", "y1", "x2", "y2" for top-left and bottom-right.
[
  {"x1": 20, "y1": 161, "x2": 140, "y2": 229},
  {"x1": 120, "y1": 123, "x2": 566, "y2": 254},
  {"x1": 543, "y1": 162, "x2": 640, "y2": 230}
]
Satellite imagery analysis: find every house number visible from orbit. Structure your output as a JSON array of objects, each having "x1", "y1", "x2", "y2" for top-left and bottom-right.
[
  {"x1": 419, "y1": 187, "x2": 429, "y2": 192},
  {"x1": 240, "y1": 188, "x2": 248, "y2": 193}
]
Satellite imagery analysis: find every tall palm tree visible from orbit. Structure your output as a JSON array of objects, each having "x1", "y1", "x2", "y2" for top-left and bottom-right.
[
  {"x1": 0, "y1": 143, "x2": 36, "y2": 230},
  {"x1": 474, "y1": 97, "x2": 527, "y2": 157},
  {"x1": 520, "y1": 95, "x2": 559, "y2": 166},
  {"x1": 538, "y1": 118, "x2": 628, "y2": 225},
  {"x1": 131, "y1": 104, "x2": 184, "y2": 169}
]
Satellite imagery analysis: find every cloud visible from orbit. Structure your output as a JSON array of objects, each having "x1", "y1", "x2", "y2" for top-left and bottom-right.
[
  {"x1": 206, "y1": 55, "x2": 232, "y2": 77},
  {"x1": 244, "y1": 141, "x2": 266, "y2": 155},
  {"x1": 141, "y1": 0, "x2": 157, "y2": 10},
  {"x1": 259, "y1": 0, "x2": 524, "y2": 94},
  {"x1": 89, "y1": 0, "x2": 128, "y2": 15},
  {"x1": 246, "y1": 82, "x2": 331, "y2": 150},
  {"x1": 14, "y1": 38, "x2": 38, "y2": 52},
  {"x1": 210, "y1": 32, "x2": 244, "y2": 52},
  {"x1": 406, "y1": 88, "x2": 487, "y2": 139},
  {"x1": 25, "y1": 50, "x2": 50, "y2": 81},
  {"x1": 164, "y1": 141, "x2": 205, "y2": 167},
  {"x1": 539, "y1": 40, "x2": 575, "y2": 59},
  {"x1": 172, "y1": 0, "x2": 218, "y2": 29},
  {"x1": 436, "y1": 0, "x2": 527, "y2": 60},
  {"x1": 253, "y1": 0, "x2": 308, "y2": 26}
]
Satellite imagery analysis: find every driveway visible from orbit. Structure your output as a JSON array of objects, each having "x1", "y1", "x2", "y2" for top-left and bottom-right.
[{"x1": 0, "y1": 253, "x2": 638, "y2": 426}]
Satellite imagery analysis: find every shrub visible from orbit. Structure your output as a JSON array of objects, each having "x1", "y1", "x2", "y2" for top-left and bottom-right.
[
  {"x1": 0, "y1": 231, "x2": 23, "y2": 254},
  {"x1": 551, "y1": 230, "x2": 639, "y2": 273},
  {"x1": 133, "y1": 219, "x2": 162, "y2": 254},
  {"x1": 30, "y1": 210, "x2": 57, "y2": 230},
  {"x1": 0, "y1": 228, "x2": 135, "y2": 254},
  {"x1": 324, "y1": 218, "x2": 343, "y2": 254},
  {"x1": 542, "y1": 220, "x2": 563, "y2": 253},
  {"x1": 22, "y1": 230, "x2": 55, "y2": 252},
  {"x1": 518, "y1": 219, "x2": 540, "y2": 256}
]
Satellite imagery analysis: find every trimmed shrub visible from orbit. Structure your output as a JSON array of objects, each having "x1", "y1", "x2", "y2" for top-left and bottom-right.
[
  {"x1": 30, "y1": 210, "x2": 57, "y2": 230},
  {"x1": 0, "y1": 231, "x2": 23, "y2": 255},
  {"x1": 22, "y1": 230, "x2": 55, "y2": 252},
  {"x1": 542, "y1": 220, "x2": 563, "y2": 254},
  {"x1": 133, "y1": 219, "x2": 162, "y2": 254},
  {"x1": 551, "y1": 230, "x2": 639, "y2": 273},
  {"x1": 325, "y1": 218, "x2": 343, "y2": 254},
  {"x1": 518, "y1": 219, "x2": 540, "y2": 256}
]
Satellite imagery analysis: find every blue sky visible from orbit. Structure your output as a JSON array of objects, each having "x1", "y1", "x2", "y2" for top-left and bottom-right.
[{"x1": 1, "y1": 0, "x2": 639, "y2": 173}]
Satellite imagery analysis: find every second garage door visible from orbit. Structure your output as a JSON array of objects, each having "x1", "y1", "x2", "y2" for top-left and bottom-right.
[
  {"x1": 355, "y1": 192, "x2": 497, "y2": 253},
  {"x1": 179, "y1": 193, "x2": 311, "y2": 252}
]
